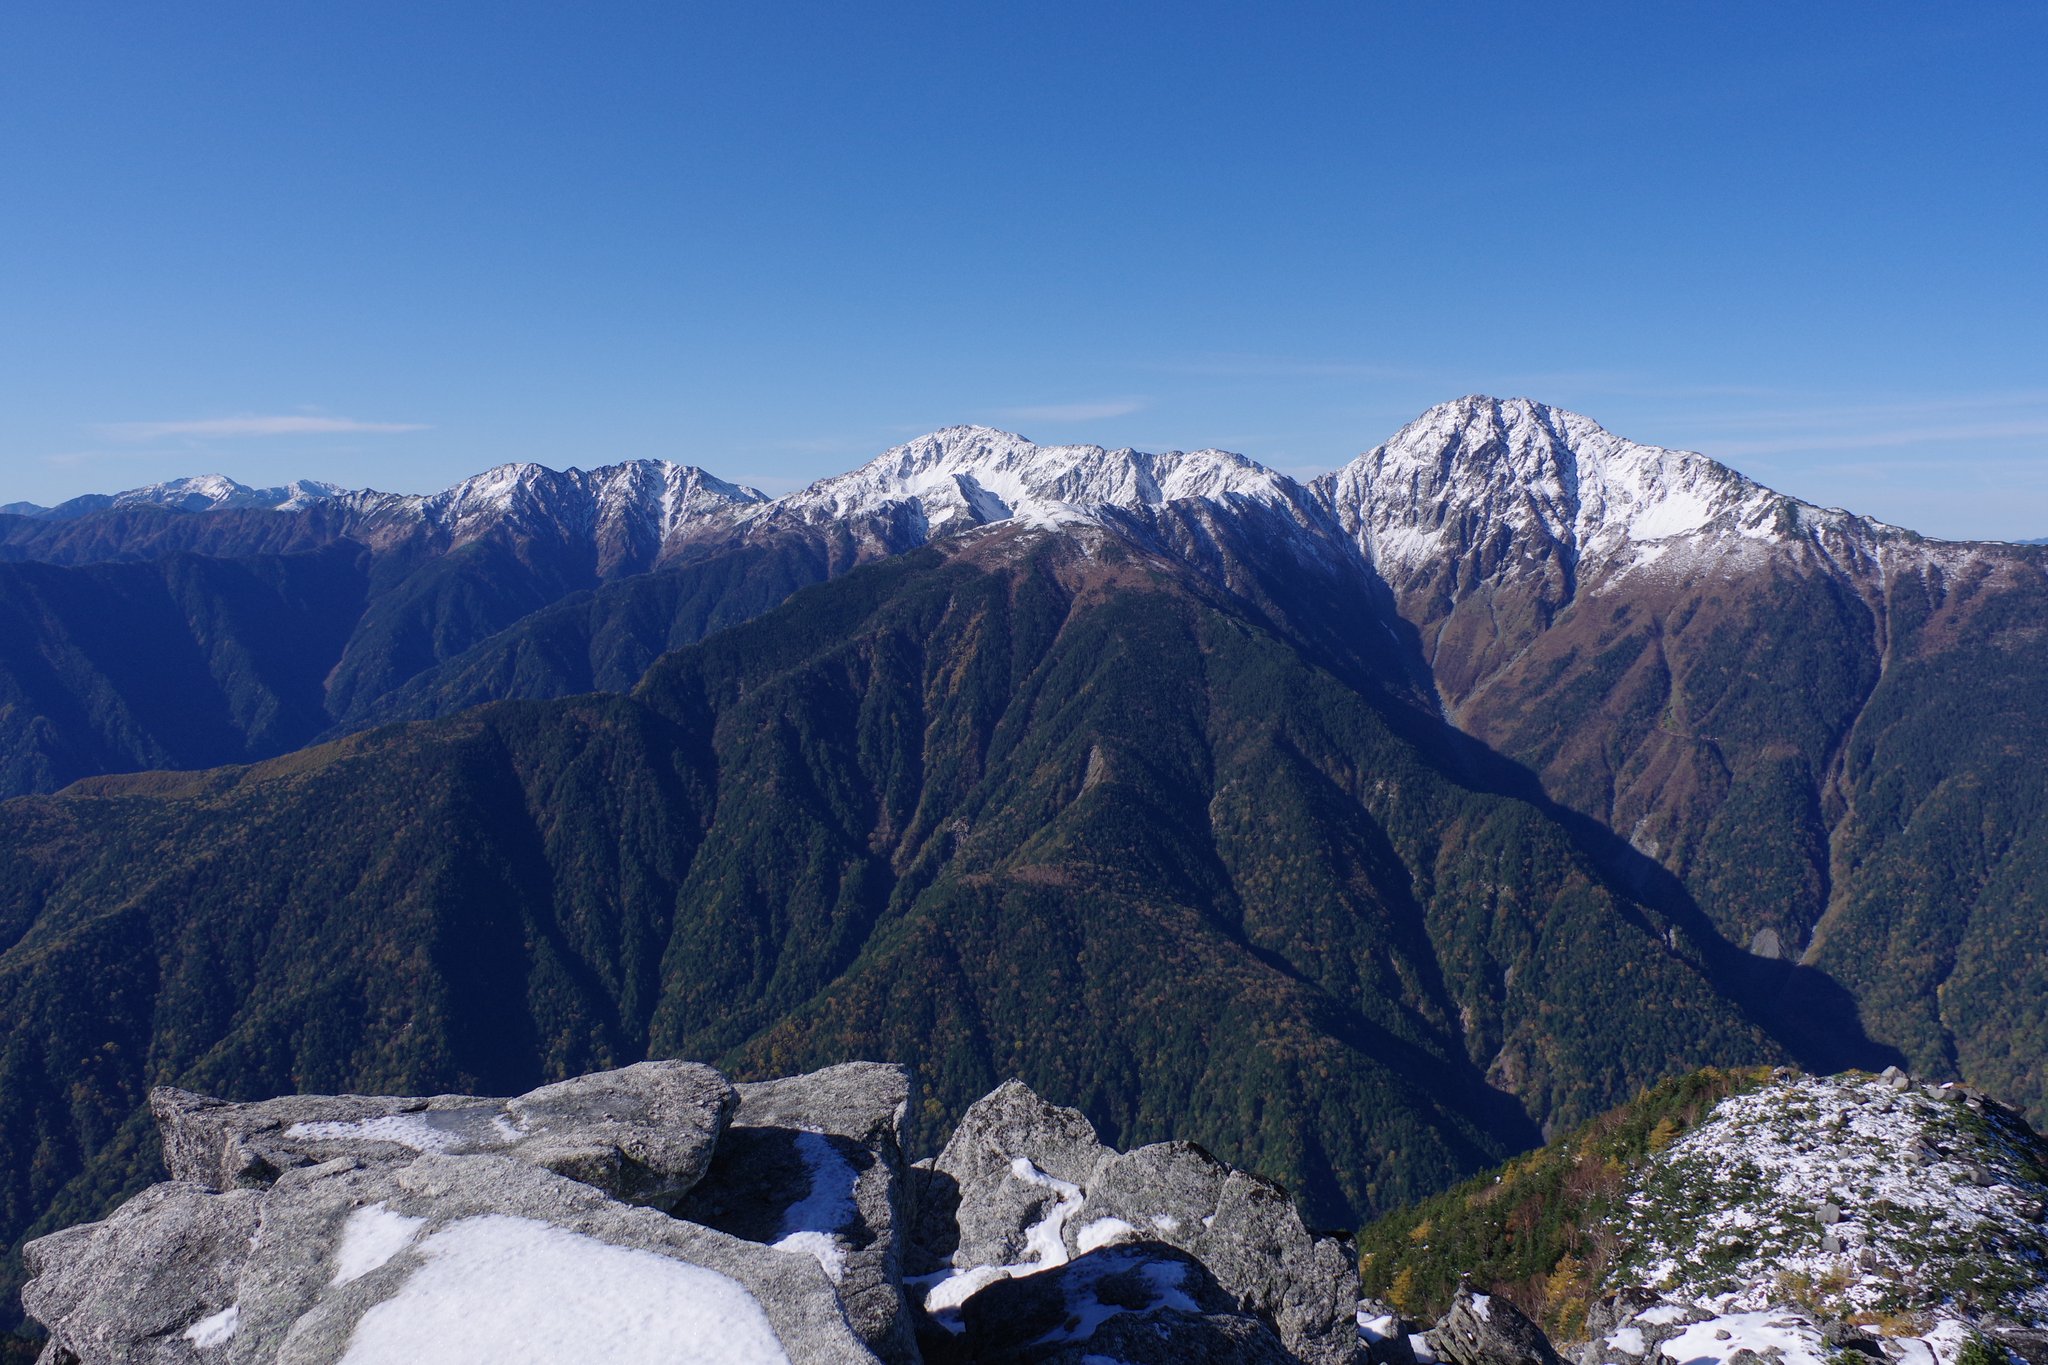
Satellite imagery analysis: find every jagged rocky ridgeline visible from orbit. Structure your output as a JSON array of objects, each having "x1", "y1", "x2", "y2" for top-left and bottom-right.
[{"x1": 20, "y1": 1062, "x2": 1363, "y2": 1364}]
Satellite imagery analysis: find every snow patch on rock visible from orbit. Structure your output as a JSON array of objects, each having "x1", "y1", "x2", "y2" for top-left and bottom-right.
[
  {"x1": 333, "y1": 1203, "x2": 427, "y2": 1285},
  {"x1": 770, "y1": 1131, "x2": 860, "y2": 1282},
  {"x1": 182, "y1": 1304, "x2": 238, "y2": 1348},
  {"x1": 334, "y1": 1214, "x2": 790, "y2": 1365}
]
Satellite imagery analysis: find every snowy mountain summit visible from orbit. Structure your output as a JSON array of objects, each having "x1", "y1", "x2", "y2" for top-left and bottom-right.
[
  {"x1": 1, "y1": 474, "x2": 352, "y2": 520},
  {"x1": 1322, "y1": 396, "x2": 1798, "y2": 575},
  {"x1": 8, "y1": 398, "x2": 2018, "y2": 611},
  {"x1": 760, "y1": 423, "x2": 1303, "y2": 536}
]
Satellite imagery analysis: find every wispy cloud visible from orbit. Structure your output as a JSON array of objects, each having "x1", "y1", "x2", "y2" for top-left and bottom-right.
[
  {"x1": 1712, "y1": 418, "x2": 2048, "y2": 458},
  {"x1": 1677, "y1": 390, "x2": 2048, "y2": 429},
  {"x1": 97, "y1": 415, "x2": 428, "y2": 442},
  {"x1": 1142, "y1": 354, "x2": 1424, "y2": 381},
  {"x1": 992, "y1": 398, "x2": 1148, "y2": 423}
]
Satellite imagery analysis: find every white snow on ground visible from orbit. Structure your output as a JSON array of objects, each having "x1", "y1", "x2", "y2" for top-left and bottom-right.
[
  {"x1": 769, "y1": 1232, "x2": 844, "y2": 1284},
  {"x1": 1616, "y1": 1073, "x2": 2048, "y2": 1322},
  {"x1": 286, "y1": 1114, "x2": 469, "y2": 1152},
  {"x1": 1888, "y1": 1318, "x2": 1976, "y2": 1365},
  {"x1": 1358, "y1": 1311, "x2": 1399, "y2": 1342},
  {"x1": 183, "y1": 1304, "x2": 238, "y2": 1348},
  {"x1": 332, "y1": 1203, "x2": 426, "y2": 1285},
  {"x1": 912, "y1": 1156, "x2": 1092, "y2": 1327},
  {"x1": 917, "y1": 1264, "x2": 1012, "y2": 1317},
  {"x1": 335, "y1": 1214, "x2": 789, "y2": 1365},
  {"x1": 769, "y1": 426, "x2": 1300, "y2": 538},
  {"x1": 770, "y1": 1131, "x2": 861, "y2": 1281},
  {"x1": 1027, "y1": 1250, "x2": 1201, "y2": 1346},
  {"x1": 1637, "y1": 1304, "x2": 1692, "y2": 1325},
  {"x1": 1657, "y1": 1311, "x2": 1829, "y2": 1365},
  {"x1": 1650, "y1": 1310, "x2": 1976, "y2": 1365},
  {"x1": 1010, "y1": 1157, "x2": 1085, "y2": 1268},
  {"x1": 1607, "y1": 1326, "x2": 1646, "y2": 1354},
  {"x1": 1625, "y1": 489, "x2": 1713, "y2": 541},
  {"x1": 1076, "y1": 1216, "x2": 1135, "y2": 1253},
  {"x1": 1471, "y1": 1291, "x2": 1493, "y2": 1321}
]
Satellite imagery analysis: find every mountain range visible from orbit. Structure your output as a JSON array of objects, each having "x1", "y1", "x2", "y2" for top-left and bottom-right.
[{"x1": 2, "y1": 396, "x2": 2044, "y2": 1332}]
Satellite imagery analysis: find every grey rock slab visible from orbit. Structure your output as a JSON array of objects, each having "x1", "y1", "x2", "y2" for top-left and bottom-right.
[
  {"x1": 676, "y1": 1062, "x2": 916, "y2": 1365},
  {"x1": 928, "y1": 1080, "x2": 1111, "y2": 1272},
  {"x1": 151, "y1": 1059, "x2": 735, "y2": 1206},
  {"x1": 732, "y1": 1061, "x2": 909, "y2": 1146},
  {"x1": 917, "y1": 1083, "x2": 1357, "y2": 1365},
  {"x1": 1581, "y1": 1289, "x2": 1673, "y2": 1348},
  {"x1": 1425, "y1": 1288, "x2": 1563, "y2": 1365},
  {"x1": 1069, "y1": 1141, "x2": 1359, "y2": 1365},
  {"x1": 20, "y1": 1181, "x2": 264, "y2": 1364},
  {"x1": 23, "y1": 1152, "x2": 877, "y2": 1365},
  {"x1": 954, "y1": 1241, "x2": 1294, "y2": 1364}
]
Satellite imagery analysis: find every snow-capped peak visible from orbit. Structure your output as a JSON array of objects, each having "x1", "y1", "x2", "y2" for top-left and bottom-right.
[
  {"x1": 767, "y1": 425, "x2": 1300, "y2": 536},
  {"x1": 363, "y1": 459, "x2": 769, "y2": 559},
  {"x1": 1319, "y1": 396, "x2": 1808, "y2": 577},
  {"x1": 126, "y1": 474, "x2": 349, "y2": 515}
]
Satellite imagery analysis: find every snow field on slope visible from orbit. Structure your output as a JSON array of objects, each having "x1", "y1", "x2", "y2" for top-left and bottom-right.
[{"x1": 1615, "y1": 1074, "x2": 2048, "y2": 1324}]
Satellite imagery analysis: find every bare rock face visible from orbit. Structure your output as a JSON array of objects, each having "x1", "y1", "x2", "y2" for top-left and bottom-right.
[
  {"x1": 20, "y1": 1182, "x2": 265, "y2": 1363},
  {"x1": 676, "y1": 1061, "x2": 917, "y2": 1364},
  {"x1": 914, "y1": 1080, "x2": 1360, "y2": 1365},
  {"x1": 24, "y1": 1153, "x2": 877, "y2": 1364},
  {"x1": 1577, "y1": 1291, "x2": 1707, "y2": 1365},
  {"x1": 151, "y1": 1059, "x2": 737, "y2": 1207},
  {"x1": 926, "y1": 1079, "x2": 1113, "y2": 1271},
  {"x1": 1426, "y1": 1287, "x2": 1563, "y2": 1365},
  {"x1": 1072, "y1": 1140, "x2": 1360, "y2": 1365},
  {"x1": 954, "y1": 1242, "x2": 1296, "y2": 1364},
  {"x1": 26, "y1": 1064, "x2": 1359, "y2": 1364}
]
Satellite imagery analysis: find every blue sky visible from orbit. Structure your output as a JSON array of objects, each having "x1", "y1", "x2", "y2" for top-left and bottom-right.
[{"x1": 3, "y1": 2, "x2": 2044, "y2": 537}]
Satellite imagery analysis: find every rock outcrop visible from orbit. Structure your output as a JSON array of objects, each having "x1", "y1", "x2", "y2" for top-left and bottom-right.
[
  {"x1": 21, "y1": 1064, "x2": 1363, "y2": 1364},
  {"x1": 24, "y1": 1154, "x2": 871, "y2": 1365},
  {"x1": 150, "y1": 1059, "x2": 737, "y2": 1206},
  {"x1": 676, "y1": 1062, "x2": 918, "y2": 1363},
  {"x1": 1424, "y1": 1288, "x2": 1563, "y2": 1365},
  {"x1": 953, "y1": 1243, "x2": 1297, "y2": 1364},
  {"x1": 909, "y1": 1082, "x2": 1360, "y2": 1364}
]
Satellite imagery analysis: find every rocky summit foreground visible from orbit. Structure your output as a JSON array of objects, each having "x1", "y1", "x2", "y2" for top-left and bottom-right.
[
  {"x1": 18, "y1": 1061, "x2": 1362, "y2": 1363},
  {"x1": 26, "y1": 1058, "x2": 2048, "y2": 1364}
]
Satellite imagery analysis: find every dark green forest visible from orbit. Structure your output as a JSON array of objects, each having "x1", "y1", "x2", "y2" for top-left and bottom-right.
[
  {"x1": 0, "y1": 538, "x2": 1820, "y2": 1327},
  {"x1": 3, "y1": 488, "x2": 2047, "y2": 1340}
]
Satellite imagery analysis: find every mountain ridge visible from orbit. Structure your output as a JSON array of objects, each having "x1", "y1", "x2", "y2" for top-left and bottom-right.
[
  {"x1": 4, "y1": 399, "x2": 2046, "y2": 1340},
  {"x1": 3, "y1": 398, "x2": 2015, "y2": 563}
]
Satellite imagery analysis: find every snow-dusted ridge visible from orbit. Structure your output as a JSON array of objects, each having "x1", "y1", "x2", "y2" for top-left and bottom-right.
[
  {"x1": 1314, "y1": 396, "x2": 1927, "y2": 587},
  {"x1": 5, "y1": 460, "x2": 769, "y2": 538},
  {"x1": 754, "y1": 424, "x2": 1305, "y2": 535},
  {"x1": 1616, "y1": 1071, "x2": 2048, "y2": 1324},
  {"x1": 9, "y1": 401, "x2": 2025, "y2": 586}
]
